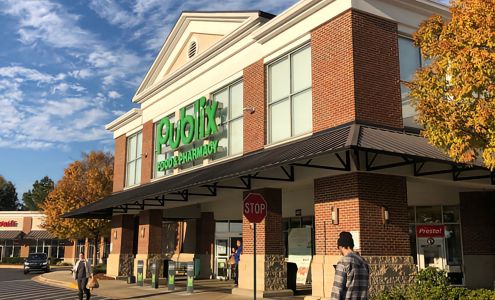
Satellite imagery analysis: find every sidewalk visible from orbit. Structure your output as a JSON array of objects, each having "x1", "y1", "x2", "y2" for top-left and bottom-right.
[{"x1": 35, "y1": 270, "x2": 306, "y2": 300}]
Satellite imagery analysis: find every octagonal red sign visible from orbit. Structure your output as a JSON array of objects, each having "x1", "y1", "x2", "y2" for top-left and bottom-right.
[{"x1": 243, "y1": 193, "x2": 267, "y2": 223}]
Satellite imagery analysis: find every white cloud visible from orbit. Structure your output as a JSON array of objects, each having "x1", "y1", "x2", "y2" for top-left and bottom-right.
[
  {"x1": 108, "y1": 90, "x2": 122, "y2": 99},
  {"x1": 69, "y1": 69, "x2": 93, "y2": 79},
  {"x1": 89, "y1": 0, "x2": 140, "y2": 28},
  {"x1": 0, "y1": 66, "x2": 57, "y2": 83}
]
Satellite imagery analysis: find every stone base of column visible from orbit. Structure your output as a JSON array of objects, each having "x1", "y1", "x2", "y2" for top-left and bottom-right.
[
  {"x1": 232, "y1": 254, "x2": 293, "y2": 298},
  {"x1": 106, "y1": 253, "x2": 134, "y2": 278},
  {"x1": 307, "y1": 255, "x2": 416, "y2": 299}
]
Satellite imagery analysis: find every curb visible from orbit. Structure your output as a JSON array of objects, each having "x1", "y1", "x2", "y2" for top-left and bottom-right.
[
  {"x1": 0, "y1": 265, "x2": 23, "y2": 269},
  {"x1": 33, "y1": 274, "x2": 78, "y2": 290}
]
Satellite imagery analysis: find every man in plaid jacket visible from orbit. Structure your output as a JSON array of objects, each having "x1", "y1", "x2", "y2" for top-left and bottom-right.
[{"x1": 331, "y1": 231, "x2": 369, "y2": 300}]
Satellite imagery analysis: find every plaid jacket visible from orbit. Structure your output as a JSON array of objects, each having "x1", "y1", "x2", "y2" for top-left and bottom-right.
[{"x1": 331, "y1": 252, "x2": 369, "y2": 300}]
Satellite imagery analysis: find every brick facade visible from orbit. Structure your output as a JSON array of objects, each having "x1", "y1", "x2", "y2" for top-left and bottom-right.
[
  {"x1": 196, "y1": 212, "x2": 215, "y2": 255},
  {"x1": 460, "y1": 192, "x2": 495, "y2": 255},
  {"x1": 137, "y1": 210, "x2": 163, "y2": 255},
  {"x1": 242, "y1": 188, "x2": 283, "y2": 255},
  {"x1": 314, "y1": 172, "x2": 410, "y2": 256},
  {"x1": 111, "y1": 214, "x2": 135, "y2": 255},
  {"x1": 141, "y1": 120, "x2": 154, "y2": 184},
  {"x1": 311, "y1": 9, "x2": 402, "y2": 132},
  {"x1": 243, "y1": 59, "x2": 266, "y2": 154},
  {"x1": 113, "y1": 134, "x2": 127, "y2": 192}
]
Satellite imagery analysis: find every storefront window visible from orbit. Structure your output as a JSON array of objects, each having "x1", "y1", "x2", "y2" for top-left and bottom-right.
[
  {"x1": 268, "y1": 45, "x2": 312, "y2": 144},
  {"x1": 398, "y1": 36, "x2": 423, "y2": 128},
  {"x1": 415, "y1": 206, "x2": 442, "y2": 224},
  {"x1": 445, "y1": 224, "x2": 462, "y2": 266},
  {"x1": 126, "y1": 131, "x2": 142, "y2": 187},
  {"x1": 442, "y1": 205, "x2": 460, "y2": 223},
  {"x1": 154, "y1": 113, "x2": 175, "y2": 178},
  {"x1": 282, "y1": 216, "x2": 315, "y2": 257},
  {"x1": 212, "y1": 80, "x2": 243, "y2": 160},
  {"x1": 215, "y1": 221, "x2": 229, "y2": 233}
]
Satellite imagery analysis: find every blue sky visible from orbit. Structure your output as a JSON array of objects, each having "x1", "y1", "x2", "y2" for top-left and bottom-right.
[{"x1": 0, "y1": 0, "x2": 300, "y2": 200}]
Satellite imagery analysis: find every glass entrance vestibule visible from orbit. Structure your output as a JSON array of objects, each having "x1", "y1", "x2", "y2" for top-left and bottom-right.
[
  {"x1": 408, "y1": 205, "x2": 464, "y2": 285},
  {"x1": 214, "y1": 220, "x2": 242, "y2": 279}
]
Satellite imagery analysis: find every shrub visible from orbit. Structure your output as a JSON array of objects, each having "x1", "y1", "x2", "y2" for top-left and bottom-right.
[
  {"x1": 375, "y1": 268, "x2": 495, "y2": 300},
  {"x1": 1, "y1": 257, "x2": 25, "y2": 264},
  {"x1": 56, "y1": 261, "x2": 73, "y2": 266}
]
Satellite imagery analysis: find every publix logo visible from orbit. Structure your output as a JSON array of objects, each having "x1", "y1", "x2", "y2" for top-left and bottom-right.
[{"x1": 156, "y1": 96, "x2": 220, "y2": 171}]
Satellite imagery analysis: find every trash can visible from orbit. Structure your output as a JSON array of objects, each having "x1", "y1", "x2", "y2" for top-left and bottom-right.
[
  {"x1": 150, "y1": 261, "x2": 159, "y2": 289},
  {"x1": 287, "y1": 262, "x2": 297, "y2": 293}
]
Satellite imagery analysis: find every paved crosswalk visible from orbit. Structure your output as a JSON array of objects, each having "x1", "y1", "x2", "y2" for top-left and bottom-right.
[{"x1": 0, "y1": 279, "x2": 109, "y2": 300}]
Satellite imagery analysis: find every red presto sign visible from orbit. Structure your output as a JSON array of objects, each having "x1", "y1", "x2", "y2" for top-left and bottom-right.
[
  {"x1": 0, "y1": 220, "x2": 18, "y2": 227},
  {"x1": 416, "y1": 225, "x2": 445, "y2": 238}
]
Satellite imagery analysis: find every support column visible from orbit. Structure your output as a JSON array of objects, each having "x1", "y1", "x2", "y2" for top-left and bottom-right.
[
  {"x1": 233, "y1": 188, "x2": 293, "y2": 298},
  {"x1": 460, "y1": 192, "x2": 495, "y2": 289},
  {"x1": 63, "y1": 240, "x2": 77, "y2": 264},
  {"x1": 134, "y1": 210, "x2": 163, "y2": 278},
  {"x1": 309, "y1": 173, "x2": 415, "y2": 300},
  {"x1": 195, "y1": 212, "x2": 215, "y2": 279},
  {"x1": 106, "y1": 215, "x2": 135, "y2": 278}
]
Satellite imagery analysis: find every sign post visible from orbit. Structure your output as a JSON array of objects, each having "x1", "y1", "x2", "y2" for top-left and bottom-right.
[{"x1": 243, "y1": 193, "x2": 267, "y2": 300}]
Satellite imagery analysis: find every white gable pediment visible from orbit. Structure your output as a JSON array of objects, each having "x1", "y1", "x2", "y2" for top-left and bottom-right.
[{"x1": 133, "y1": 11, "x2": 270, "y2": 103}]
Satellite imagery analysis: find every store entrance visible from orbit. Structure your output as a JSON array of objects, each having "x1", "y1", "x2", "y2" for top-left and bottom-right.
[{"x1": 214, "y1": 220, "x2": 242, "y2": 280}]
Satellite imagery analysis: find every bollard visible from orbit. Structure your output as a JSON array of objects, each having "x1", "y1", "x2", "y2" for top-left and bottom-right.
[
  {"x1": 187, "y1": 262, "x2": 194, "y2": 293},
  {"x1": 136, "y1": 260, "x2": 144, "y2": 287},
  {"x1": 151, "y1": 261, "x2": 159, "y2": 289},
  {"x1": 168, "y1": 261, "x2": 175, "y2": 291}
]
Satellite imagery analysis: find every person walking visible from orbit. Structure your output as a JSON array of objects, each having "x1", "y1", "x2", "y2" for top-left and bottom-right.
[
  {"x1": 233, "y1": 240, "x2": 242, "y2": 286},
  {"x1": 73, "y1": 252, "x2": 93, "y2": 300},
  {"x1": 331, "y1": 231, "x2": 369, "y2": 300}
]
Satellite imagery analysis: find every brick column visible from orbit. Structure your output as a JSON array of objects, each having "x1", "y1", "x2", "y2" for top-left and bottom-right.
[
  {"x1": 460, "y1": 192, "x2": 495, "y2": 288},
  {"x1": 310, "y1": 173, "x2": 414, "y2": 299},
  {"x1": 195, "y1": 212, "x2": 215, "y2": 279},
  {"x1": 106, "y1": 215, "x2": 135, "y2": 278},
  {"x1": 113, "y1": 134, "x2": 127, "y2": 192},
  {"x1": 141, "y1": 120, "x2": 154, "y2": 184},
  {"x1": 243, "y1": 59, "x2": 266, "y2": 154},
  {"x1": 311, "y1": 9, "x2": 402, "y2": 132},
  {"x1": 134, "y1": 210, "x2": 163, "y2": 278},
  {"x1": 233, "y1": 188, "x2": 292, "y2": 298},
  {"x1": 63, "y1": 240, "x2": 76, "y2": 264}
]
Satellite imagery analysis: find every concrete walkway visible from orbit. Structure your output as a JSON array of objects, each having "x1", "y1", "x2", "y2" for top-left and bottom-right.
[{"x1": 35, "y1": 270, "x2": 306, "y2": 300}]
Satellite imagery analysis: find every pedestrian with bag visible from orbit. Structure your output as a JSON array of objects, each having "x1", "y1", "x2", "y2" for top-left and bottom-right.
[
  {"x1": 233, "y1": 240, "x2": 242, "y2": 286},
  {"x1": 72, "y1": 252, "x2": 93, "y2": 300},
  {"x1": 331, "y1": 231, "x2": 369, "y2": 300}
]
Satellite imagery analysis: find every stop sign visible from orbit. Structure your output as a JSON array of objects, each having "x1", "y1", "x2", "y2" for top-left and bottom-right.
[{"x1": 243, "y1": 193, "x2": 267, "y2": 223}]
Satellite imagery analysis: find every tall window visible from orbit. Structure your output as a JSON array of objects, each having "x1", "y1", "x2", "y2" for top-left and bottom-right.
[
  {"x1": 154, "y1": 114, "x2": 175, "y2": 178},
  {"x1": 126, "y1": 131, "x2": 142, "y2": 187},
  {"x1": 213, "y1": 80, "x2": 243, "y2": 159},
  {"x1": 268, "y1": 45, "x2": 312, "y2": 144},
  {"x1": 399, "y1": 37, "x2": 423, "y2": 128}
]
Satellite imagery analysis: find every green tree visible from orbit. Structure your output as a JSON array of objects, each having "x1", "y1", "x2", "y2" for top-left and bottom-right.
[
  {"x1": 41, "y1": 151, "x2": 113, "y2": 266},
  {"x1": 0, "y1": 175, "x2": 20, "y2": 210},
  {"x1": 408, "y1": 0, "x2": 495, "y2": 170},
  {"x1": 22, "y1": 176, "x2": 54, "y2": 211}
]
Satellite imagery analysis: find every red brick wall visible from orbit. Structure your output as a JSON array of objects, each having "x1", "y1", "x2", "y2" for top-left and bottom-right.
[
  {"x1": 111, "y1": 214, "x2": 135, "y2": 254},
  {"x1": 113, "y1": 134, "x2": 127, "y2": 192},
  {"x1": 314, "y1": 173, "x2": 410, "y2": 256},
  {"x1": 460, "y1": 192, "x2": 495, "y2": 255},
  {"x1": 243, "y1": 59, "x2": 266, "y2": 154},
  {"x1": 242, "y1": 188, "x2": 283, "y2": 255},
  {"x1": 141, "y1": 121, "x2": 153, "y2": 184},
  {"x1": 22, "y1": 217, "x2": 32, "y2": 234},
  {"x1": 312, "y1": 10, "x2": 355, "y2": 132},
  {"x1": 196, "y1": 212, "x2": 215, "y2": 255},
  {"x1": 311, "y1": 9, "x2": 402, "y2": 132},
  {"x1": 352, "y1": 11, "x2": 402, "y2": 128},
  {"x1": 137, "y1": 210, "x2": 163, "y2": 254}
]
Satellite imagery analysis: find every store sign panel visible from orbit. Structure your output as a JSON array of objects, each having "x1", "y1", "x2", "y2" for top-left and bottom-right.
[
  {"x1": 416, "y1": 225, "x2": 445, "y2": 238},
  {"x1": 0, "y1": 220, "x2": 18, "y2": 227},
  {"x1": 156, "y1": 96, "x2": 219, "y2": 171}
]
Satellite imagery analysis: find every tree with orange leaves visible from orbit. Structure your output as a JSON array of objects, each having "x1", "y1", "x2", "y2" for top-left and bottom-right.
[
  {"x1": 41, "y1": 151, "x2": 113, "y2": 266},
  {"x1": 408, "y1": 0, "x2": 495, "y2": 170}
]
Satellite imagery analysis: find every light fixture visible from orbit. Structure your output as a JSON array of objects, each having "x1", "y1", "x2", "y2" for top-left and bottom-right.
[
  {"x1": 382, "y1": 207, "x2": 390, "y2": 224},
  {"x1": 331, "y1": 207, "x2": 339, "y2": 225},
  {"x1": 243, "y1": 106, "x2": 255, "y2": 114},
  {"x1": 140, "y1": 227, "x2": 145, "y2": 238},
  {"x1": 113, "y1": 230, "x2": 117, "y2": 240}
]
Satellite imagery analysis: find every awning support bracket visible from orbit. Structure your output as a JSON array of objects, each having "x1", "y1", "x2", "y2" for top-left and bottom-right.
[
  {"x1": 250, "y1": 166, "x2": 294, "y2": 182},
  {"x1": 291, "y1": 151, "x2": 351, "y2": 171}
]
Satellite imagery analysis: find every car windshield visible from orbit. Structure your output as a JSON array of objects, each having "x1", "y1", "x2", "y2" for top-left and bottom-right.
[{"x1": 28, "y1": 253, "x2": 47, "y2": 260}]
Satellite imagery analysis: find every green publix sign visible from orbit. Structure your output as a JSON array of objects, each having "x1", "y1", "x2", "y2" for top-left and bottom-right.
[{"x1": 156, "y1": 96, "x2": 219, "y2": 171}]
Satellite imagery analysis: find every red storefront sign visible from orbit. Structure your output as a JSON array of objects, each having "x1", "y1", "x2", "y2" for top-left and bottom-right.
[
  {"x1": 0, "y1": 220, "x2": 17, "y2": 227},
  {"x1": 416, "y1": 225, "x2": 445, "y2": 238}
]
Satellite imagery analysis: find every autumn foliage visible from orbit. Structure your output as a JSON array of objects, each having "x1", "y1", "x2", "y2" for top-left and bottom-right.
[
  {"x1": 41, "y1": 151, "x2": 113, "y2": 240},
  {"x1": 409, "y1": 0, "x2": 495, "y2": 170}
]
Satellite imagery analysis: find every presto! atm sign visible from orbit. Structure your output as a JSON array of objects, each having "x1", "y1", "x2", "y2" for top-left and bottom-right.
[
  {"x1": 416, "y1": 225, "x2": 445, "y2": 238},
  {"x1": 155, "y1": 96, "x2": 219, "y2": 171}
]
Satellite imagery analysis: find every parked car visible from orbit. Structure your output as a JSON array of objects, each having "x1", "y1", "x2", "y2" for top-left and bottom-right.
[{"x1": 24, "y1": 253, "x2": 50, "y2": 274}]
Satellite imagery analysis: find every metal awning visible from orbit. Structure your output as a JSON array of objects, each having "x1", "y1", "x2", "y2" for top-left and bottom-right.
[
  {"x1": 63, "y1": 124, "x2": 494, "y2": 219},
  {"x1": 0, "y1": 231, "x2": 23, "y2": 239},
  {"x1": 24, "y1": 230, "x2": 57, "y2": 240}
]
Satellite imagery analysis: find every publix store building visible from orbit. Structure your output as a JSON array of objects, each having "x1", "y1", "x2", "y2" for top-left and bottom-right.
[{"x1": 65, "y1": 0, "x2": 495, "y2": 297}]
